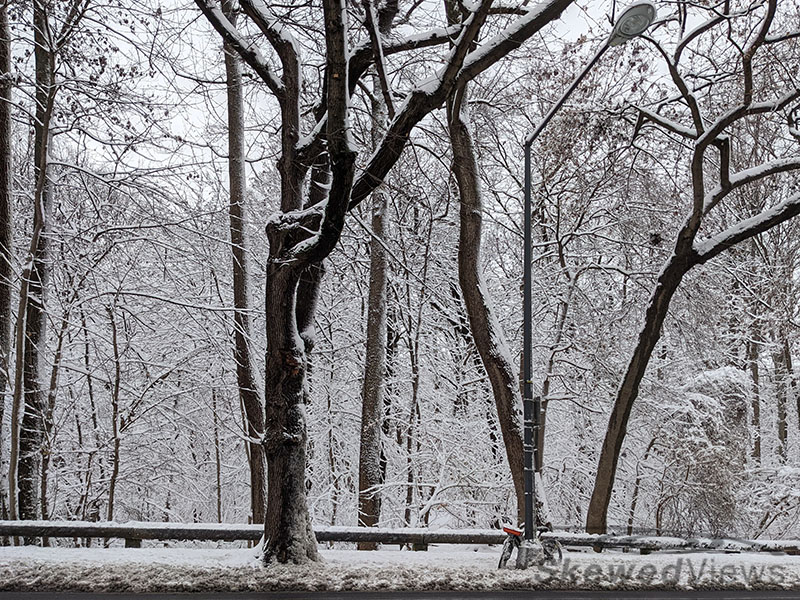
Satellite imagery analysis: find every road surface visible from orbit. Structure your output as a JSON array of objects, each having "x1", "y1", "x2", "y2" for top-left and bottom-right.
[{"x1": 2, "y1": 591, "x2": 799, "y2": 600}]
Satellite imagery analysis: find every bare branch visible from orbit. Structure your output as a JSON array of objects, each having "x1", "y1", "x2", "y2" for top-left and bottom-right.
[
  {"x1": 194, "y1": 0, "x2": 283, "y2": 96},
  {"x1": 704, "y1": 155, "x2": 800, "y2": 213},
  {"x1": 292, "y1": 0, "x2": 356, "y2": 265},
  {"x1": 766, "y1": 30, "x2": 800, "y2": 44},
  {"x1": 635, "y1": 105, "x2": 699, "y2": 139},
  {"x1": 296, "y1": 25, "x2": 462, "y2": 165},
  {"x1": 674, "y1": 12, "x2": 727, "y2": 64},
  {"x1": 695, "y1": 191, "x2": 800, "y2": 264},
  {"x1": 742, "y1": 0, "x2": 777, "y2": 104},
  {"x1": 456, "y1": 0, "x2": 574, "y2": 85},
  {"x1": 349, "y1": 0, "x2": 575, "y2": 210},
  {"x1": 239, "y1": 0, "x2": 300, "y2": 82},
  {"x1": 645, "y1": 36, "x2": 705, "y2": 134},
  {"x1": 362, "y1": 0, "x2": 395, "y2": 119},
  {"x1": 696, "y1": 88, "x2": 800, "y2": 151}
]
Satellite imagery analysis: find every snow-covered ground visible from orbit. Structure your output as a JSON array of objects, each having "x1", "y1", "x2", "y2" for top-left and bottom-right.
[{"x1": 1, "y1": 544, "x2": 799, "y2": 592}]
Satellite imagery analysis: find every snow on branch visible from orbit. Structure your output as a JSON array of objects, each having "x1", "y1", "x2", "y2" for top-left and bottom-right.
[
  {"x1": 457, "y1": 0, "x2": 573, "y2": 85},
  {"x1": 348, "y1": 0, "x2": 574, "y2": 209},
  {"x1": 437, "y1": 0, "x2": 495, "y2": 93},
  {"x1": 645, "y1": 36, "x2": 705, "y2": 133},
  {"x1": 194, "y1": 0, "x2": 283, "y2": 96},
  {"x1": 635, "y1": 106, "x2": 699, "y2": 139},
  {"x1": 696, "y1": 90, "x2": 800, "y2": 151},
  {"x1": 240, "y1": 0, "x2": 301, "y2": 75},
  {"x1": 296, "y1": 25, "x2": 463, "y2": 164},
  {"x1": 673, "y1": 13, "x2": 728, "y2": 63},
  {"x1": 694, "y1": 191, "x2": 800, "y2": 265},
  {"x1": 703, "y1": 156, "x2": 800, "y2": 213},
  {"x1": 766, "y1": 30, "x2": 800, "y2": 44}
]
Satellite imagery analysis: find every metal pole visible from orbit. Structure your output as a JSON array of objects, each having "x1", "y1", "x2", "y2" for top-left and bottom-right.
[
  {"x1": 522, "y1": 38, "x2": 611, "y2": 543},
  {"x1": 519, "y1": 4, "x2": 655, "y2": 549},
  {"x1": 523, "y1": 140, "x2": 534, "y2": 541}
]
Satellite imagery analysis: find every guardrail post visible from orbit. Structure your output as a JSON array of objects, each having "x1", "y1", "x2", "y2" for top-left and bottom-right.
[{"x1": 124, "y1": 538, "x2": 141, "y2": 548}]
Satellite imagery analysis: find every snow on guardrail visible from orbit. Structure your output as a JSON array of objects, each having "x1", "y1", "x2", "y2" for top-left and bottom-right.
[{"x1": 0, "y1": 520, "x2": 797, "y2": 554}]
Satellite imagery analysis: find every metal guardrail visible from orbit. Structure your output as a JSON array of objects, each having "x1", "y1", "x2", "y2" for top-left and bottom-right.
[{"x1": 0, "y1": 520, "x2": 798, "y2": 554}]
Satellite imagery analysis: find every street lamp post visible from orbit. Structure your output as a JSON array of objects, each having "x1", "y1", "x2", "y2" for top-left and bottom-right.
[{"x1": 521, "y1": 0, "x2": 657, "y2": 549}]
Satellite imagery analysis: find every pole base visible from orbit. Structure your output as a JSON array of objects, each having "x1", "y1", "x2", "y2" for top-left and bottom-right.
[{"x1": 515, "y1": 539, "x2": 545, "y2": 569}]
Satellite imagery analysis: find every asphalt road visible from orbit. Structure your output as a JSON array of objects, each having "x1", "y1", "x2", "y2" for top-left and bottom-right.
[{"x1": 2, "y1": 592, "x2": 800, "y2": 600}]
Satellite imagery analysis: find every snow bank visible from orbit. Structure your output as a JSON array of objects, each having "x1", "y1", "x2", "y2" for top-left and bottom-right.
[{"x1": 1, "y1": 545, "x2": 799, "y2": 592}]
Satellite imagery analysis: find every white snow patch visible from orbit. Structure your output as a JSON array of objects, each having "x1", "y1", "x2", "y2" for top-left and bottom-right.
[{"x1": 1, "y1": 544, "x2": 800, "y2": 592}]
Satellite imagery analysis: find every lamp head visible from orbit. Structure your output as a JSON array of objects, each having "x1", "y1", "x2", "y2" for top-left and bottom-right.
[{"x1": 609, "y1": 1, "x2": 657, "y2": 46}]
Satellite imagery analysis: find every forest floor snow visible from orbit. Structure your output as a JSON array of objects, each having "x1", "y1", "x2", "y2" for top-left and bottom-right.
[{"x1": 1, "y1": 543, "x2": 799, "y2": 592}]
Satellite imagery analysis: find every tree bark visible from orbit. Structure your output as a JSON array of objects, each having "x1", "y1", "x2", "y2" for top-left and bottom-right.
[
  {"x1": 223, "y1": 18, "x2": 266, "y2": 525},
  {"x1": 357, "y1": 190, "x2": 388, "y2": 544},
  {"x1": 447, "y1": 84, "x2": 527, "y2": 524},
  {"x1": 586, "y1": 251, "x2": 697, "y2": 535},
  {"x1": 262, "y1": 261, "x2": 317, "y2": 564},
  {"x1": 0, "y1": 0, "x2": 12, "y2": 524},
  {"x1": 358, "y1": 65, "x2": 392, "y2": 548},
  {"x1": 15, "y1": 0, "x2": 55, "y2": 528}
]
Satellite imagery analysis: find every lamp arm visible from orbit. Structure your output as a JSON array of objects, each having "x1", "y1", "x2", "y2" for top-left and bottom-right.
[{"x1": 524, "y1": 37, "x2": 611, "y2": 147}]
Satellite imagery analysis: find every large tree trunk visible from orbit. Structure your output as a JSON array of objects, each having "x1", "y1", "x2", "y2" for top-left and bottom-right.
[
  {"x1": 16, "y1": 0, "x2": 55, "y2": 527},
  {"x1": 0, "y1": 0, "x2": 13, "y2": 523},
  {"x1": 223, "y1": 22, "x2": 266, "y2": 525},
  {"x1": 262, "y1": 259, "x2": 317, "y2": 564},
  {"x1": 357, "y1": 66, "x2": 392, "y2": 548},
  {"x1": 447, "y1": 84, "x2": 526, "y2": 524},
  {"x1": 586, "y1": 252, "x2": 696, "y2": 535}
]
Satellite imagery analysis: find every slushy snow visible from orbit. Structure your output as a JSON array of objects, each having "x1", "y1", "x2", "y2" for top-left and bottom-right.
[{"x1": 1, "y1": 544, "x2": 799, "y2": 592}]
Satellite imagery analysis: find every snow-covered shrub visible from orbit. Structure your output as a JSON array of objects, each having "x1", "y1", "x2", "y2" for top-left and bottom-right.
[{"x1": 657, "y1": 367, "x2": 750, "y2": 536}]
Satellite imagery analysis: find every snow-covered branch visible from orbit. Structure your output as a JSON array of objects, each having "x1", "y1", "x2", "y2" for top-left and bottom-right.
[
  {"x1": 239, "y1": 0, "x2": 301, "y2": 84},
  {"x1": 703, "y1": 156, "x2": 800, "y2": 213},
  {"x1": 349, "y1": 0, "x2": 574, "y2": 209},
  {"x1": 456, "y1": 0, "x2": 574, "y2": 85},
  {"x1": 193, "y1": 0, "x2": 283, "y2": 96},
  {"x1": 694, "y1": 192, "x2": 800, "y2": 264},
  {"x1": 635, "y1": 106, "x2": 699, "y2": 140}
]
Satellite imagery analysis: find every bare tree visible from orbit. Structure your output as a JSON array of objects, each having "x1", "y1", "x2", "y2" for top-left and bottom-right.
[
  {"x1": 222, "y1": 0, "x2": 266, "y2": 525},
  {"x1": 448, "y1": 80, "x2": 528, "y2": 524},
  {"x1": 195, "y1": 0, "x2": 574, "y2": 563},
  {"x1": 357, "y1": 0, "x2": 399, "y2": 549},
  {"x1": 587, "y1": 0, "x2": 800, "y2": 534},
  {"x1": 10, "y1": 0, "x2": 56, "y2": 528},
  {"x1": 0, "y1": 0, "x2": 13, "y2": 522}
]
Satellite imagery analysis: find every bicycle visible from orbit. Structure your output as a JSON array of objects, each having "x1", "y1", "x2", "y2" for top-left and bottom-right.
[{"x1": 497, "y1": 524, "x2": 563, "y2": 569}]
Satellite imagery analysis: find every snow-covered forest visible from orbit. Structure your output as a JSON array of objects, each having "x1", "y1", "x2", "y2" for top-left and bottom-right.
[{"x1": 1, "y1": 0, "x2": 799, "y2": 566}]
